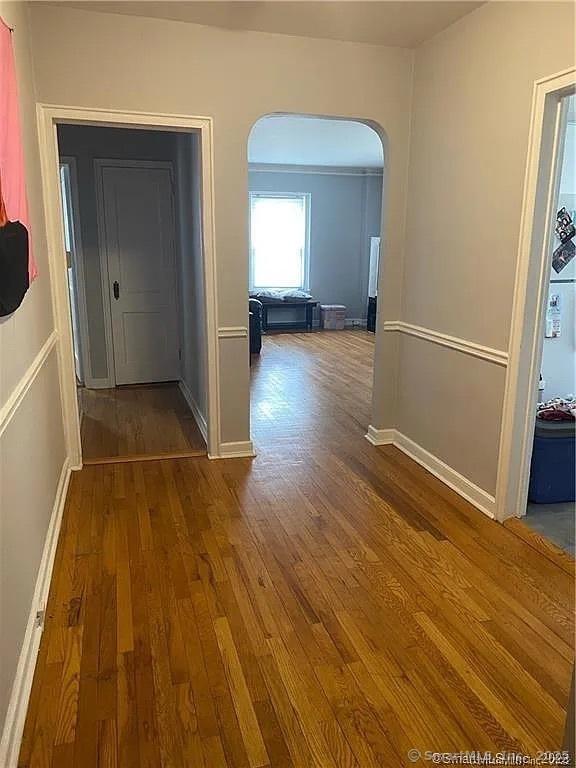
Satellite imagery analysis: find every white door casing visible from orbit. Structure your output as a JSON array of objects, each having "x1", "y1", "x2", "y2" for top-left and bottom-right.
[
  {"x1": 97, "y1": 161, "x2": 181, "y2": 385},
  {"x1": 495, "y1": 68, "x2": 575, "y2": 520}
]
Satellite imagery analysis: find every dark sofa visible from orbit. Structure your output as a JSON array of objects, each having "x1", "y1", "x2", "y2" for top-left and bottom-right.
[{"x1": 249, "y1": 298, "x2": 263, "y2": 355}]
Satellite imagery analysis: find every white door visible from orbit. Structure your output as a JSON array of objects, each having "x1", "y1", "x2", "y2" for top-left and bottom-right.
[{"x1": 100, "y1": 164, "x2": 180, "y2": 385}]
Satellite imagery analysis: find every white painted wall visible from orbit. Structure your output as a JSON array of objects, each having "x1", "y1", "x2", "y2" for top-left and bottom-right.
[
  {"x1": 541, "y1": 117, "x2": 576, "y2": 401},
  {"x1": 0, "y1": 2, "x2": 67, "y2": 754},
  {"x1": 248, "y1": 116, "x2": 384, "y2": 167}
]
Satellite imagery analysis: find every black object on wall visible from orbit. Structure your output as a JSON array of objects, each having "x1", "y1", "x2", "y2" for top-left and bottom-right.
[{"x1": 0, "y1": 219, "x2": 29, "y2": 316}]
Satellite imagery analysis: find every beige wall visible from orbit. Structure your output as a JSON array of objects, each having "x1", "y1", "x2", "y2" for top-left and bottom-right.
[
  {"x1": 388, "y1": 1, "x2": 575, "y2": 494},
  {"x1": 0, "y1": 1, "x2": 66, "y2": 737},
  {"x1": 28, "y1": 3, "x2": 414, "y2": 444},
  {"x1": 1, "y1": 0, "x2": 573, "y2": 752}
]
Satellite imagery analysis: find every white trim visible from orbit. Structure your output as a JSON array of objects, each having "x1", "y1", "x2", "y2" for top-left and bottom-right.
[
  {"x1": 365, "y1": 427, "x2": 496, "y2": 519},
  {"x1": 59, "y1": 157, "x2": 91, "y2": 387},
  {"x1": 365, "y1": 425, "x2": 395, "y2": 446},
  {"x1": 496, "y1": 68, "x2": 576, "y2": 522},
  {"x1": 178, "y1": 379, "x2": 208, "y2": 444},
  {"x1": 0, "y1": 458, "x2": 72, "y2": 768},
  {"x1": 84, "y1": 377, "x2": 114, "y2": 391},
  {"x1": 212, "y1": 440, "x2": 256, "y2": 459},
  {"x1": 218, "y1": 326, "x2": 249, "y2": 339},
  {"x1": 249, "y1": 163, "x2": 384, "y2": 177},
  {"x1": 382, "y1": 321, "x2": 508, "y2": 367},
  {"x1": 36, "y1": 105, "x2": 221, "y2": 462},
  {"x1": 0, "y1": 332, "x2": 58, "y2": 439}
]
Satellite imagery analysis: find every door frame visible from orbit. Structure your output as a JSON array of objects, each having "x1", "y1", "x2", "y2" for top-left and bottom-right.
[
  {"x1": 36, "y1": 105, "x2": 221, "y2": 467},
  {"x1": 495, "y1": 67, "x2": 575, "y2": 521},
  {"x1": 94, "y1": 158, "x2": 180, "y2": 388},
  {"x1": 59, "y1": 155, "x2": 91, "y2": 387}
]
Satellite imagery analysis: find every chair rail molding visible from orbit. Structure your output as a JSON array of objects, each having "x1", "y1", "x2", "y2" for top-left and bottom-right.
[
  {"x1": 218, "y1": 326, "x2": 249, "y2": 339},
  {"x1": 0, "y1": 331, "x2": 58, "y2": 438},
  {"x1": 382, "y1": 321, "x2": 508, "y2": 367}
]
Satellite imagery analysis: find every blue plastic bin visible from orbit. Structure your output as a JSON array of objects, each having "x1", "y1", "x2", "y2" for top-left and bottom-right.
[{"x1": 528, "y1": 419, "x2": 576, "y2": 504}]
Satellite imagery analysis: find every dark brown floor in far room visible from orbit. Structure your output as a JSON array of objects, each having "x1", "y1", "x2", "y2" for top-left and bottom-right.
[{"x1": 80, "y1": 382, "x2": 206, "y2": 464}]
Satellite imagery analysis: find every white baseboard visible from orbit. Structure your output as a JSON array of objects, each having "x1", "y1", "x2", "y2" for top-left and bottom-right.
[
  {"x1": 0, "y1": 458, "x2": 72, "y2": 768},
  {"x1": 365, "y1": 425, "x2": 396, "y2": 446},
  {"x1": 212, "y1": 440, "x2": 256, "y2": 459},
  {"x1": 365, "y1": 426, "x2": 496, "y2": 519},
  {"x1": 84, "y1": 376, "x2": 114, "y2": 389},
  {"x1": 178, "y1": 380, "x2": 208, "y2": 443}
]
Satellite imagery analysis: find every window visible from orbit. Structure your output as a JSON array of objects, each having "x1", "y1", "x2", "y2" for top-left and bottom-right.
[{"x1": 249, "y1": 192, "x2": 310, "y2": 290}]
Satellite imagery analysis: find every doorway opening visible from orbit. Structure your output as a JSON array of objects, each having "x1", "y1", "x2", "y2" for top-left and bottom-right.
[
  {"x1": 523, "y1": 93, "x2": 575, "y2": 555},
  {"x1": 56, "y1": 124, "x2": 209, "y2": 463},
  {"x1": 496, "y1": 68, "x2": 575, "y2": 554},
  {"x1": 246, "y1": 114, "x2": 386, "y2": 452}
]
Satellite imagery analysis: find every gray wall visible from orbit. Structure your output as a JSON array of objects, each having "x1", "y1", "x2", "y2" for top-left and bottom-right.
[
  {"x1": 175, "y1": 133, "x2": 208, "y2": 421},
  {"x1": 57, "y1": 125, "x2": 179, "y2": 382},
  {"x1": 249, "y1": 168, "x2": 383, "y2": 320}
]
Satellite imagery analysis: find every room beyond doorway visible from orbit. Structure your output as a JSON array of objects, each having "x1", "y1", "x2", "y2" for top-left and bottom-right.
[
  {"x1": 54, "y1": 121, "x2": 211, "y2": 463},
  {"x1": 80, "y1": 383, "x2": 206, "y2": 464},
  {"x1": 247, "y1": 114, "x2": 386, "y2": 446}
]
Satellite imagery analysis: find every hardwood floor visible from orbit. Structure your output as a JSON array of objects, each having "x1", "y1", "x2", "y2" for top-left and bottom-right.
[
  {"x1": 20, "y1": 330, "x2": 575, "y2": 767},
  {"x1": 80, "y1": 383, "x2": 206, "y2": 463}
]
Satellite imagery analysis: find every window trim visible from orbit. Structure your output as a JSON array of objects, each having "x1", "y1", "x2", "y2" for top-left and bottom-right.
[{"x1": 249, "y1": 191, "x2": 311, "y2": 291}]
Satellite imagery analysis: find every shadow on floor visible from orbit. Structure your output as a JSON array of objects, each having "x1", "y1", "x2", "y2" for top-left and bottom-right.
[{"x1": 525, "y1": 501, "x2": 575, "y2": 556}]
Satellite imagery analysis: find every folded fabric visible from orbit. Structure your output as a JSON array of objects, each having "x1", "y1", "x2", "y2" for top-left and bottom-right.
[
  {"x1": 250, "y1": 289, "x2": 314, "y2": 303},
  {"x1": 250, "y1": 290, "x2": 285, "y2": 303},
  {"x1": 536, "y1": 396, "x2": 576, "y2": 421},
  {"x1": 282, "y1": 289, "x2": 313, "y2": 302}
]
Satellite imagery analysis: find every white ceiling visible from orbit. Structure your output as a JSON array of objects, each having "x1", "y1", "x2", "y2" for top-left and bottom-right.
[
  {"x1": 47, "y1": 1, "x2": 484, "y2": 48},
  {"x1": 248, "y1": 115, "x2": 384, "y2": 168}
]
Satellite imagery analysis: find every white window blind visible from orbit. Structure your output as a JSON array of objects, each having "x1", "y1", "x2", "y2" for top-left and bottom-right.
[{"x1": 250, "y1": 193, "x2": 309, "y2": 290}]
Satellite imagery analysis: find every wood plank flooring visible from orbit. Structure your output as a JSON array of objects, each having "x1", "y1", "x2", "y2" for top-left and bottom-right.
[
  {"x1": 20, "y1": 330, "x2": 575, "y2": 767},
  {"x1": 80, "y1": 383, "x2": 206, "y2": 463}
]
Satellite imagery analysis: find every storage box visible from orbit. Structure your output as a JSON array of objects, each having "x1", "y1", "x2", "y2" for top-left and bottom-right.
[
  {"x1": 528, "y1": 419, "x2": 576, "y2": 503},
  {"x1": 320, "y1": 304, "x2": 346, "y2": 330}
]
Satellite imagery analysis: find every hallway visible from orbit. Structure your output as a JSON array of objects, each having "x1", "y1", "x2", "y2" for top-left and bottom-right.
[
  {"x1": 19, "y1": 331, "x2": 575, "y2": 767},
  {"x1": 80, "y1": 383, "x2": 206, "y2": 464}
]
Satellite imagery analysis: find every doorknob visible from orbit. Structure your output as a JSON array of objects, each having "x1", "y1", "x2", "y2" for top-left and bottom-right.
[{"x1": 113, "y1": 281, "x2": 120, "y2": 300}]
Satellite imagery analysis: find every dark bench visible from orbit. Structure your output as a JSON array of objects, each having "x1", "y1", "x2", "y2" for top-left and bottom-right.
[{"x1": 261, "y1": 301, "x2": 318, "y2": 332}]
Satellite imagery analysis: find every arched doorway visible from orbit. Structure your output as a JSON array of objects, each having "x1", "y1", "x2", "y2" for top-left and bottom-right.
[{"x1": 246, "y1": 114, "x2": 386, "y2": 454}]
